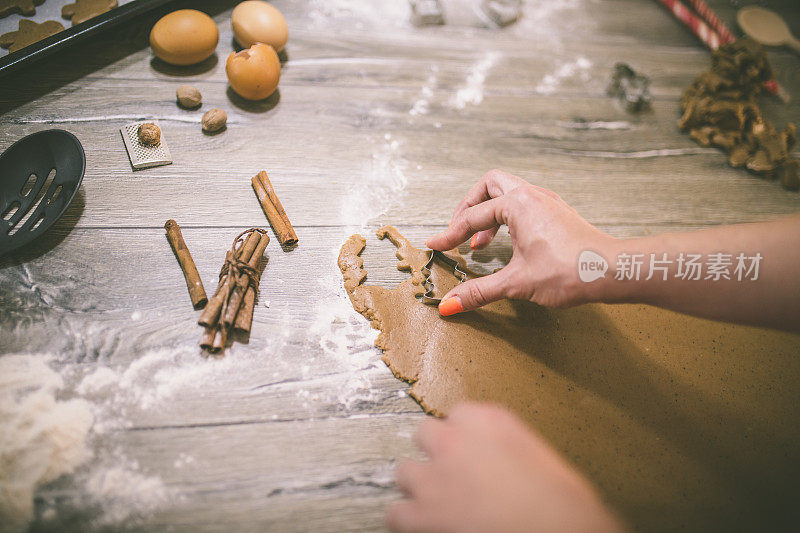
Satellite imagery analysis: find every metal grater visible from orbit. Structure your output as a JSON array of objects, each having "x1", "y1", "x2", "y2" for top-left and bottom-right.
[{"x1": 120, "y1": 121, "x2": 173, "y2": 170}]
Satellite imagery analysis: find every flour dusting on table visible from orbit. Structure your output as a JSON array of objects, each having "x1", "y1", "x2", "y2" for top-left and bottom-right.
[
  {"x1": 535, "y1": 56, "x2": 593, "y2": 95},
  {"x1": 1, "y1": 347, "x2": 262, "y2": 530},
  {"x1": 448, "y1": 51, "x2": 500, "y2": 110},
  {"x1": 311, "y1": 248, "x2": 382, "y2": 410},
  {"x1": 0, "y1": 355, "x2": 92, "y2": 533},
  {"x1": 410, "y1": 66, "x2": 439, "y2": 118},
  {"x1": 341, "y1": 132, "x2": 409, "y2": 225},
  {"x1": 82, "y1": 458, "x2": 175, "y2": 526},
  {"x1": 308, "y1": 0, "x2": 410, "y2": 29}
]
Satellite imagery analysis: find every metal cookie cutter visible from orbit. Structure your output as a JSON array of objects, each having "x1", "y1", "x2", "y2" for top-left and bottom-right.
[{"x1": 421, "y1": 250, "x2": 467, "y2": 305}]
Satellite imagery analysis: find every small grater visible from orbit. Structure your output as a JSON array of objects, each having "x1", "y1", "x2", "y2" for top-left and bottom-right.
[{"x1": 120, "y1": 121, "x2": 173, "y2": 170}]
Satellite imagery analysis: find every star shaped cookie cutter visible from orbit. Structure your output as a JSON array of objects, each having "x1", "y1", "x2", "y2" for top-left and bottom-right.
[{"x1": 421, "y1": 250, "x2": 468, "y2": 305}]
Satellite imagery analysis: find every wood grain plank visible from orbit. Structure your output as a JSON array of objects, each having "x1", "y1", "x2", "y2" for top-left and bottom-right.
[
  {"x1": 32, "y1": 415, "x2": 425, "y2": 532},
  {"x1": 0, "y1": 115, "x2": 797, "y2": 230},
  {"x1": 1, "y1": 0, "x2": 799, "y2": 530}
]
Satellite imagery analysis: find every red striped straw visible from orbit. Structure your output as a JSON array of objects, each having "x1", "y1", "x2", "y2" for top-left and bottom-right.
[
  {"x1": 659, "y1": 0, "x2": 722, "y2": 49},
  {"x1": 686, "y1": 0, "x2": 736, "y2": 44}
]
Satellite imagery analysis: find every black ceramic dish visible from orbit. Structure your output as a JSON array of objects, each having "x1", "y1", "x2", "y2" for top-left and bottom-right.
[{"x1": 0, "y1": 129, "x2": 85, "y2": 256}]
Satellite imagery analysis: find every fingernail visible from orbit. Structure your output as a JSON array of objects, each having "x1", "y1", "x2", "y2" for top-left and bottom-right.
[
  {"x1": 470, "y1": 234, "x2": 479, "y2": 249},
  {"x1": 439, "y1": 297, "x2": 463, "y2": 316},
  {"x1": 425, "y1": 238, "x2": 432, "y2": 248}
]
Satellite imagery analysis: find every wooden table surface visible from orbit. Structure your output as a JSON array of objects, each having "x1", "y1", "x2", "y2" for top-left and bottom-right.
[{"x1": 1, "y1": 0, "x2": 798, "y2": 530}]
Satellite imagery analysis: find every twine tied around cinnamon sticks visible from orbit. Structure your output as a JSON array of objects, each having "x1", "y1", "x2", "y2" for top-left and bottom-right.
[{"x1": 199, "y1": 228, "x2": 270, "y2": 353}]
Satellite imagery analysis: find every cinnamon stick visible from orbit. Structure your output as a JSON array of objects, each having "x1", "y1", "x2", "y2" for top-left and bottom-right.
[
  {"x1": 164, "y1": 219, "x2": 207, "y2": 308},
  {"x1": 221, "y1": 233, "x2": 269, "y2": 327},
  {"x1": 212, "y1": 326, "x2": 227, "y2": 352},
  {"x1": 234, "y1": 287, "x2": 256, "y2": 333},
  {"x1": 200, "y1": 326, "x2": 216, "y2": 351},
  {"x1": 198, "y1": 232, "x2": 261, "y2": 327},
  {"x1": 251, "y1": 171, "x2": 298, "y2": 246}
]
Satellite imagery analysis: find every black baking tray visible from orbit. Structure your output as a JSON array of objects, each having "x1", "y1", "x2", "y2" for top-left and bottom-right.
[{"x1": 0, "y1": 0, "x2": 173, "y2": 76}]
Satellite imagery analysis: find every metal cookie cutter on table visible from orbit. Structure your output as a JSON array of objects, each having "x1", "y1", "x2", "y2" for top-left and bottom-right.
[{"x1": 421, "y1": 250, "x2": 467, "y2": 305}]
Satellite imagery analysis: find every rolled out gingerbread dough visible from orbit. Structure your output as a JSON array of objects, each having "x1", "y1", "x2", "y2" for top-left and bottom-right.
[{"x1": 339, "y1": 226, "x2": 800, "y2": 532}]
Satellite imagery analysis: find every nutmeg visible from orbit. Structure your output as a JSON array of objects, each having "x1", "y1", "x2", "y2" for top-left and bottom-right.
[
  {"x1": 176, "y1": 85, "x2": 202, "y2": 108},
  {"x1": 202, "y1": 108, "x2": 227, "y2": 132},
  {"x1": 138, "y1": 123, "x2": 161, "y2": 146}
]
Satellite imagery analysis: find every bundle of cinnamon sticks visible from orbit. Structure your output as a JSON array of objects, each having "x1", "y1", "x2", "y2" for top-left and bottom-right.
[{"x1": 199, "y1": 228, "x2": 269, "y2": 353}]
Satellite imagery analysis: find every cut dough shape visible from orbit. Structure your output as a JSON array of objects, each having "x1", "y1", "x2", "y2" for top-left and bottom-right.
[
  {"x1": 0, "y1": 0, "x2": 44, "y2": 18},
  {"x1": 61, "y1": 0, "x2": 117, "y2": 26},
  {"x1": 339, "y1": 226, "x2": 800, "y2": 532},
  {"x1": 0, "y1": 19, "x2": 64, "y2": 53}
]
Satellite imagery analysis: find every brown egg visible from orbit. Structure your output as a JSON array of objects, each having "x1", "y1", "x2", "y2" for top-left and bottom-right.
[
  {"x1": 226, "y1": 43, "x2": 281, "y2": 101},
  {"x1": 150, "y1": 10, "x2": 219, "y2": 66},
  {"x1": 231, "y1": 1, "x2": 288, "y2": 52}
]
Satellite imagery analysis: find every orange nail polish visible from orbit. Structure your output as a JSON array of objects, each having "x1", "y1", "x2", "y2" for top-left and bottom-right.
[
  {"x1": 470, "y1": 234, "x2": 479, "y2": 249},
  {"x1": 439, "y1": 297, "x2": 463, "y2": 316}
]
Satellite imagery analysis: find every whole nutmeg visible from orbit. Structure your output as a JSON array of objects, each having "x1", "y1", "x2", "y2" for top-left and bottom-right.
[
  {"x1": 202, "y1": 108, "x2": 227, "y2": 132},
  {"x1": 176, "y1": 85, "x2": 202, "y2": 108},
  {"x1": 137, "y1": 123, "x2": 161, "y2": 146}
]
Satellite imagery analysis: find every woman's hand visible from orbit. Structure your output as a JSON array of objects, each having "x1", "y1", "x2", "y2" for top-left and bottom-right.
[
  {"x1": 426, "y1": 170, "x2": 613, "y2": 314},
  {"x1": 385, "y1": 403, "x2": 625, "y2": 533}
]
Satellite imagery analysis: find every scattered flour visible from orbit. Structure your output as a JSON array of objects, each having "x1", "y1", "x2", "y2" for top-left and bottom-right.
[
  {"x1": 77, "y1": 346, "x2": 275, "y2": 432},
  {"x1": 535, "y1": 56, "x2": 592, "y2": 95},
  {"x1": 308, "y1": 0, "x2": 410, "y2": 29},
  {"x1": 310, "y1": 245, "x2": 383, "y2": 410},
  {"x1": 557, "y1": 120, "x2": 632, "y2": 130},
  {"x1": 173, "y1": 453, "x2": 196, "y2": 469},
  {"x1": 0, "y1": 346, "x2": 264, "y2": 531},
  {"x1": 511, "y1": 0, "x2": 585, "y2": 37},
  {"x1": 409, "y1": 73, "x2": 438, "y2": 117},
  {"x1": 448, "y1": 51, "x2": 500, "y2": 109},
  {"x1": 341, "y1": 132, "x2": 409, "y2": 225},
  {"x1": 82, "y1": 458, "x2": 175, "y2": 526},
  {"x1": 0, "y1": 355, "x2": 92, "y2": 533}
]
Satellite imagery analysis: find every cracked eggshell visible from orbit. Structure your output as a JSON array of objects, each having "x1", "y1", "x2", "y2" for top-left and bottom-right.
[
  {"x1": 231, "y1": 1, "x2": 288, "y2": 52},
  {"x1": 150, "y1": 9, "x2": 219, "y2": 66},
  {"x1": 226, "y1": 43, "x2": 281, "y2": 101}
]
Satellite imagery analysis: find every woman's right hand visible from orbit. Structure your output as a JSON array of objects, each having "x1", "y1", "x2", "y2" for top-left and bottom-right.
[{"x1": 426, "y1": 169, "x2": 614, "y2": 315}]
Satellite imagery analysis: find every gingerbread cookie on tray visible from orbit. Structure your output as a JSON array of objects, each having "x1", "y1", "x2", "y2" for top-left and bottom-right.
[
  {"x1": 0, "y1": 19, "x2": 64, "y2": 52},
  {"x1": 62, "y1": 0, "x2": 117, "y2": 26},
  {"x1": 0, "y1": 0, "x2": 45, "y2": 18}
]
